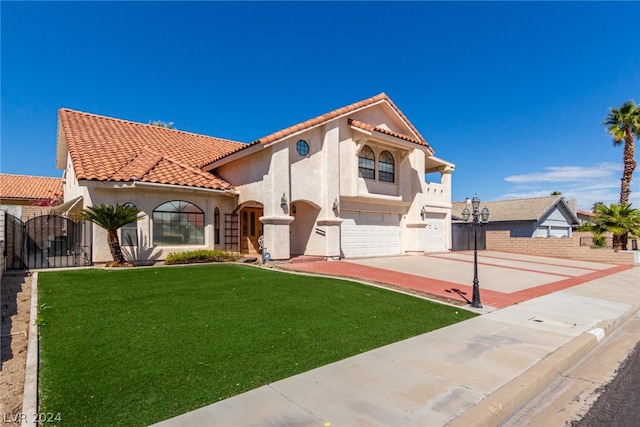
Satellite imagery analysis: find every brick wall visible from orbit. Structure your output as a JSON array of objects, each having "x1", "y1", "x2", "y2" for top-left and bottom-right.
[{"x1": 486, "y1": 230, "x2": 637, "y2": 265}]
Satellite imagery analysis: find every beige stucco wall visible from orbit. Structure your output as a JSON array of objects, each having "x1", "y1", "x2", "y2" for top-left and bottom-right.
[
  {"x1": 216, "y1": 102, "x2": 454, "y2": 259},
  {"x1": 78, "y1": 183, "x2": 236, "y2": 263}
]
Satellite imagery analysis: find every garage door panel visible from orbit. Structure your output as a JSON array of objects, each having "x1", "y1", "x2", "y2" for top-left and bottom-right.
[
  {"x1": 425, "y1": 215, "x2": 445, "y2": 253},
  {"x1": 341, "y1": 212, "x2": 400, "y2": 258}
]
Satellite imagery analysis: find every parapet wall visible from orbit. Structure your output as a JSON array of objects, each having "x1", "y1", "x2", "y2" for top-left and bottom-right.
[{"x1": 486, "y1": 230, "x2": 637, "y2": 266}]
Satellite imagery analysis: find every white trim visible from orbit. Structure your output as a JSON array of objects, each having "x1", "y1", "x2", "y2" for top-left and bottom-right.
[{"x1": 133, "y1": 181, "x2": 238, "y2": 196}]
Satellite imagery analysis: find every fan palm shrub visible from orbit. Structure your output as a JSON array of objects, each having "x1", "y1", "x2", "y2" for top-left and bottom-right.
[
  {"x1": 587, "y1": 203, "x2": 640, "y2": 251},
  {"x1": 78, "y1": 203, "x2": 143, "y2": 265}
]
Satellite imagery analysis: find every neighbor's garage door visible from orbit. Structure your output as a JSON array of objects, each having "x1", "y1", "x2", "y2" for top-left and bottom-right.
[
  {"x1": 341, "y1": 212, "x2": 401, "y2": 258},
  {"x1": 425, "y1": 214, "x2": 446, "y2": 253}
]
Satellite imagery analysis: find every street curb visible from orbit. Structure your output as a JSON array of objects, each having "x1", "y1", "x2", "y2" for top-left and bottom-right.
[
  {"x1": 21, "y1": 272, "x2": 39, "y2": 427},
  {"x1": 446, "y1": 304, "x2": 640, "y2": 427}
]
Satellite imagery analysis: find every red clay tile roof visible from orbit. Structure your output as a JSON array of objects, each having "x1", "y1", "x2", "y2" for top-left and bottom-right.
[
  {"x1": 347, "y1": 119, "x2": 428, "y2": 147},
  {"x1": 252, "y1": 92, "x2": 432, "y2": 150},
  {"x1": 58, "y1": 109, "x2": 244, "y2": 190},
  {"x1": 0, "y1": 174, "x2": 63, "y2": 200}
]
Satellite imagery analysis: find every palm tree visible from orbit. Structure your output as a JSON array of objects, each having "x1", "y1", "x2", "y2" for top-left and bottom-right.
[
  {"x1": 603, "y1": 100, "x2": 640, "y2": 204},
  {"x1": 588, "y1": 203, "x2": 640, "y2": 251},
  {"x1": 591, "y1": 201, "x2": 605, "y2": 213},
  {"x1": 78, "y1": 203, "x2": 143, "y2": 265}
]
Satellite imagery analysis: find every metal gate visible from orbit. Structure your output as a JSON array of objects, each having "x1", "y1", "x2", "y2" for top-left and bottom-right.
[
  {"x1": 452, "y1": 224, "x2": 486, "y2": 251},
  {"x1": 4, "y1": 212, "x2": 92, "y2": 270}
]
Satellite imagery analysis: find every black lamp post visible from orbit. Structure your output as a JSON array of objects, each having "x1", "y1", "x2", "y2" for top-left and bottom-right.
[{"x1": 461, "y1": 194, "x2": 490, "y2": 308}]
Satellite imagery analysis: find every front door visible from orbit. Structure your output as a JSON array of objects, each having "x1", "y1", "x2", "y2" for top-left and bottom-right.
[{"x1": 240, "y1": 208, "x2": 262, "y2": 254}]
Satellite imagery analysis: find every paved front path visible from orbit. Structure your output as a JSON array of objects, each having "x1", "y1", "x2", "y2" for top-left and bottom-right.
[{"x1": 281, "y1": 252, "x2": 631, "y2": 309}]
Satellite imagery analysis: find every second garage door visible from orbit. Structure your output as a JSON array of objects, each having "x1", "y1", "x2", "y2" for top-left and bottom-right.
[
  {"x1": 341, "y1": 212, "x2": 401, "y2": 258},
  {"x1": 425, "y1": 214, "x2": 446, "y2": 253}
]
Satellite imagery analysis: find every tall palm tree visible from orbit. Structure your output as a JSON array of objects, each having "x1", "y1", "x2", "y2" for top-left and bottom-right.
[
  {"x1": 78, "y1": 203, "x2": 143, "y2": 265},
  {"x1": 588, "y1": 203, "x2": 640, "y2": 251},
  {"x1": 603, "y1": 100, "x2": 640, "y2": 204}
]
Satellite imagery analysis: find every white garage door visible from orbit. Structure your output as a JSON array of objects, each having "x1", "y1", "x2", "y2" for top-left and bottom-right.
[
  {"x1": 425, "y1": 215, "x2": 445, "y2": 253},
  {"x1": 341, "y1": 212, "x2": 401, "y2": 258}
]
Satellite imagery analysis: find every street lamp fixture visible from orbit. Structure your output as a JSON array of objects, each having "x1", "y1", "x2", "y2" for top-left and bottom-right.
[{"x1": 461, "y1": 194, "x2": 490, "y2": 308}]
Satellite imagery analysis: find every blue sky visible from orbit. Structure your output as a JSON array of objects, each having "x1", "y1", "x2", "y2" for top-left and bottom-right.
[{"x1": 2, "y1": 1, "x2": 639, "y2": 211}]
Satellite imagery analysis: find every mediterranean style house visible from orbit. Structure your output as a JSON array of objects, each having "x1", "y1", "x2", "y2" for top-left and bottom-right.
[{"x1": 55, "y1": 93, "x2": 455, "y2": 263}]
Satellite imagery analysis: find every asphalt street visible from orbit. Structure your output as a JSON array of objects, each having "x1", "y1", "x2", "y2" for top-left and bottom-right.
[{"x1": 574, "y1": 340, "x2": 640, "y2": 427}]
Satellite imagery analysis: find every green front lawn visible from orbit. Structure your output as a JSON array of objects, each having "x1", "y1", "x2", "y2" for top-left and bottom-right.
[{"x1": 38, "y1": 264, "x2": 476, "y2": 426}]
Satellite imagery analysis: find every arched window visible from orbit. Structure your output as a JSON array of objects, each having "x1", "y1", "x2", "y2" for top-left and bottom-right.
[
  {"x1": 214, "y1": 207, "x2": 220, "y2": 245},
  {"x1": 358, "y1": 145, "x2": 375, "y2": 180},
  {"x1": 379, "y1": 151, "x2": 395, "y2": 183},
  {"x1": 153, "y1": 200, "x2": 204, "y2": 246},
  {"x1": 121, "y1": 202, "x2": 138, "y2": 246}
]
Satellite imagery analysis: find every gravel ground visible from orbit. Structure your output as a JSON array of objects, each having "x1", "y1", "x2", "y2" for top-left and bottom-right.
[{"x1": 1, "y1": 273, "x2": 31, "y2": 424}]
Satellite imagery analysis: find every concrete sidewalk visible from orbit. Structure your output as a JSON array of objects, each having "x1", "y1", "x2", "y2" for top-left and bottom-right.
[{"x1": 153, "y1": 262, "x2": 640, "y2": 427}]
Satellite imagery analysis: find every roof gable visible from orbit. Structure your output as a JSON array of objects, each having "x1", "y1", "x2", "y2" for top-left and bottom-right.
[
  {"x1": 347, "y1": 118, "x2": 425, "y2": 146},
  {"x1": 210, "y1": 93, "x2": 433, "y2": 165},
  {"x1": 58, "y1": 109, "x2": 244, "y2": 190},
  {"x1": 0, "y1": 174, "x2": 63, "y2": 200}
]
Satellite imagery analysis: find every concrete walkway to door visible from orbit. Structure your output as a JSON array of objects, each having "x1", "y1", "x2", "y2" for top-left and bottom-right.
[{"x1": 279, "y1": 251, "x2": 632, "y2": 309}]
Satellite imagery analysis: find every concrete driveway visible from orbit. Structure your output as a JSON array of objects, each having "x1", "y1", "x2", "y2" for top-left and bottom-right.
[{"x1": 281, "y1": 251, "x2": 631, "y2": 309}]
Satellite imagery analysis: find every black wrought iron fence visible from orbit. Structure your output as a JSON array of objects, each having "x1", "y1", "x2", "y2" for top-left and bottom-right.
[{"x1": 4, "y1": 212, "x2": 92, "y2": 270}]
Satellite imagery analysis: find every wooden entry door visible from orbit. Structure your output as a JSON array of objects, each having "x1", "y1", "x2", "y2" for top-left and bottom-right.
[{"x1": 240, "y1": 208, "x2": 262, "y2": 254}]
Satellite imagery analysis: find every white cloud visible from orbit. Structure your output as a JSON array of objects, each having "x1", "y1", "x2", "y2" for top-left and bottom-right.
[
  {"x1": 501, "y1": 163, "x2": 639, "y2": 211},
  {"x1": 504, "y1": 163, "x2": 621, "y2": 183}
]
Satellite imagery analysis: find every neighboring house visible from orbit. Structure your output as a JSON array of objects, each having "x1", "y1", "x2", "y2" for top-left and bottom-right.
[
  {"x1": 451, "y1": 196, "x2": 580, "y2": 249},
  {"x1": 576, "y1": 209, "x2": 596, "y2": 227},
  {"x1": 0, "y1": 174, "x2": 64, "y2": 220},
  {"x1": 55, "y1": 93, "x2": 455, "y2": 263}
]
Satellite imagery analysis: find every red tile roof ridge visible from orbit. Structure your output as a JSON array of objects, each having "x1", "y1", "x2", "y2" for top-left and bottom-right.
[
  {"x1": 58, "y1": 108, "x2": 245, "y2": 145},
  {"x1": 132, "y1": 146, "x2": 235, "y2": 191},
  {"x1": 115, "y1": 146, "x2": 233, "y2": 190},
  {"x1": 110, "y1": 147, "x2": 164, "y2": 182},
  {"x1": 252, "y1": 93, "x2": 389, "y2": 145}
]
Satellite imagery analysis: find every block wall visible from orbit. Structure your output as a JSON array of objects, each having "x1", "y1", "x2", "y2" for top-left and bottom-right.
[{"x1": 486, "y1": 230, "x2": 636, "y2": 266}]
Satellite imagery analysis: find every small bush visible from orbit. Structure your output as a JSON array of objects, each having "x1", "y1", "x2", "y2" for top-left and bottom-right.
[
  {"x1": 592, "y1": 234, "x2": 606, "y2": 248},
  {"x1": 165, "y1": 250, "x2": 243, "y2": 265}
]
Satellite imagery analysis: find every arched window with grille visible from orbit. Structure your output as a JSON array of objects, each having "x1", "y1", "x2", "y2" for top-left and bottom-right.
[
  {"x1": 358, "y1": 145, "x2": 375, "y2": 180},
  {"x1": 379, "y1": 151, "x2": 395, "y2": 183},
  {"x1": 153, "y1": 200, "x2": 205, "y2": 246}
]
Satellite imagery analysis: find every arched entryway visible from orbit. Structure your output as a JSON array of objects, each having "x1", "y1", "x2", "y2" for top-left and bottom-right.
[{"x1": 289, "y1": 200, "x2": 320, "y2": 256}]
